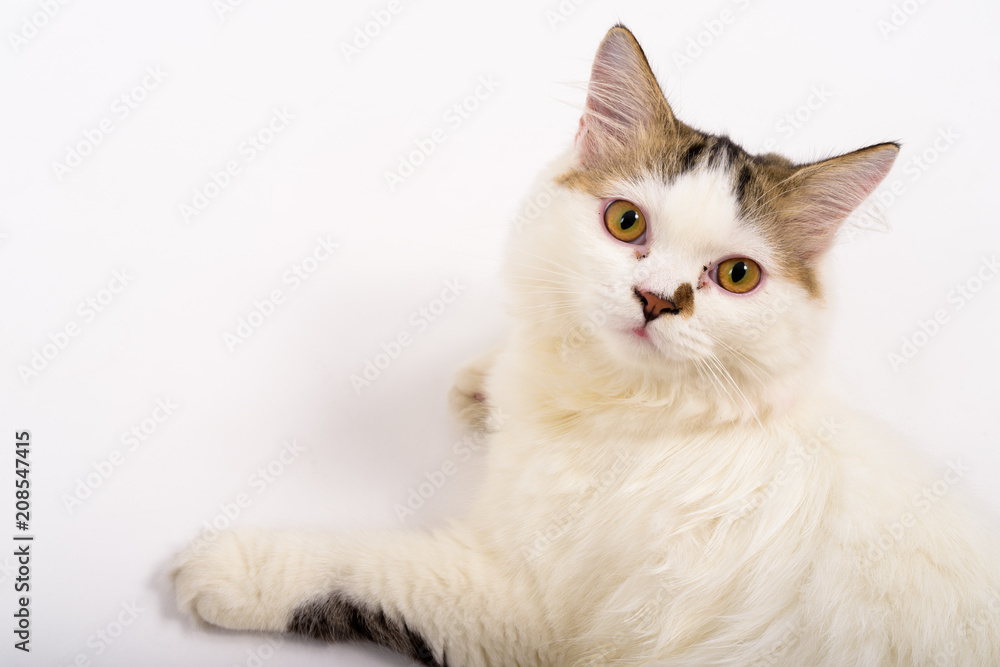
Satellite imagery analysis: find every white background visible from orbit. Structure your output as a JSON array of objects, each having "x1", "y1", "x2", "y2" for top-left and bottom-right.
[{"x1": 2, "y1": 0, "x2": 999, "y2": 665}]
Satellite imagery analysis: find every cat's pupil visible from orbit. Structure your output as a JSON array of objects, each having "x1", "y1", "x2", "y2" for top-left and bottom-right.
[
  {"x1": 731, "y1": 261, "x2": 747, "y2": 283},
  {"x1": 620, "y1": 210, "x2": 637, "y2": 230}
]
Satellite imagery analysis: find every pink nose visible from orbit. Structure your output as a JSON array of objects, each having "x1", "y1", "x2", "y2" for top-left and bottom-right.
[{"x1": 635, "y1": 289, "x2": 678, "y2": 321}]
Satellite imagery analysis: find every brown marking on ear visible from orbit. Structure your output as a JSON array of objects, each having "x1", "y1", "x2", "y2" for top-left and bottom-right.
[
  {"x1": 679, "y1": 142, "x2": 707, "y2": 172},
  {"x1": 672, "y1": 282, "x2": 695, "y2": 318},
  {"x1": 707, "y1": 136, "x2": 740, "y2": 168},
  {"x1": 558, "y1": 25, "x2": 710, "y2": 197},
  {"x1": 781, "y1": 258, "x2": 822, "y2": 299},
  {"x1": 561, "y1": 26, "x2": 898, "y2": 303},
  {"x1": 752, "y1": 152, "x2": 796, "y2": 169},
  {"x1": 733, "y1": 143, "x2": 898, "y2": 299},
  {"x1": 556, "y1": 27, "x2": 744, "y2": 198},
  {"x1": 555, "y1": 120, "x2": 712, "y2": 198},
  {"x1": 726, "y1": 152, "x2": 816, "y2": 297},
  {"x1": 735, "y1": 165, "x2": 753, "y2": 204}
]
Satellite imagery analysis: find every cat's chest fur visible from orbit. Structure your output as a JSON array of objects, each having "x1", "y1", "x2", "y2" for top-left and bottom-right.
[
  {"x1": 479, "y1": 347, "x2": 826, "y2": 568},
  {"x1": 173, "y1": 25, "x2": 1000, "y2": 667},
  {"x1": 471, "y1": 343, "x2": 983, "y2": 663}
]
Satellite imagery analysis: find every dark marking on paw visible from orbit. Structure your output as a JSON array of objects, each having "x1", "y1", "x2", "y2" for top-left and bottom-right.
[{"x1": 289, "y1": 593, "x2": 446, "y2": 666}]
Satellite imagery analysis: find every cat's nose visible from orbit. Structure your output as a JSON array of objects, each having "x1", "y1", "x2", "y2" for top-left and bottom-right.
[{"x1": 635, "y1": 288, "x2": 679, "y2": 321}]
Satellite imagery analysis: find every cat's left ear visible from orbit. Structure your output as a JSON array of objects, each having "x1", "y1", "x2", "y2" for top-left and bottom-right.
[
  {"x1": 771, "y1": 142, "x2": 899, "y2": 262},
  {"x1": 576, "y1": 25, "x2": 675, "y2": 168}
]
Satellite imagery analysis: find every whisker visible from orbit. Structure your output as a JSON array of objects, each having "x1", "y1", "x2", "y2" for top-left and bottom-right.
[
  {"x1": 704, "y1": 333, "x2": 774, "y2": 384},
  {"x1": 705, "y1": 352, "x2": 763, "y2": 429},
  {"x1": 507, "y1": 247, "x2": 596, "y2": 283}
]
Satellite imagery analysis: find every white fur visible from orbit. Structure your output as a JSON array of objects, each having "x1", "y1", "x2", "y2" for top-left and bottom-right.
[
  {"x1": 173, "y1": 109, "x2": 1000, "y2": 667},
  {"x1": 173, "y1": 151, "x2": 1000, "y2": 665}
]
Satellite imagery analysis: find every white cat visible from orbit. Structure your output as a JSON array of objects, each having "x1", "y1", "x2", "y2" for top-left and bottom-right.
[{"x1": 172, "y1": 25, "x2": 1000, "y2": 666}]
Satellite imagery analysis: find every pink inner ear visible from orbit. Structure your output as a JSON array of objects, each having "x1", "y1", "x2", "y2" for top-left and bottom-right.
[
  {"x1": 574, "y1": 117, "x2": 585, "y2": 148},
  {"x1": 787, "y1": 144, "x2": 899, "y2": 261},
  {"x1": 576, "y1": 27, "x2": 668, "y2": 167}
]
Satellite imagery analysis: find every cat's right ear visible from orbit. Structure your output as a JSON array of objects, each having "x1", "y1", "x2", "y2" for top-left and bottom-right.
[{"x1": 576, "y1": 25, "x2": 676, "y2": 169}]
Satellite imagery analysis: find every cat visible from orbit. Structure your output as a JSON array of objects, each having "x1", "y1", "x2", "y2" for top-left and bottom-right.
[{"x1": 172, "y1": 25, "x2": 1000, "y2": 666}]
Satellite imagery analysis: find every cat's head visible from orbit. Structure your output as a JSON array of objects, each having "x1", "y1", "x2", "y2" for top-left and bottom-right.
[{"x1": 505, "y1": 25, "x2": 897, "y2": 419}]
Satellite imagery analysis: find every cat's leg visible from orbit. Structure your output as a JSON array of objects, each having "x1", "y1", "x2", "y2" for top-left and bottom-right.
[
  {"x1": 172, "y1": 525, "x2": 550, "y2": 666},
  {"x1": 448, "y1": 345, "x2": 503, "y2": 431}
]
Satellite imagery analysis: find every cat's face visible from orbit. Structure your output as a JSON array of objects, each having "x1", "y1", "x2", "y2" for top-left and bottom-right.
[
  {"x1": 548, "y1": 170, "x2": 803, "y2": 374},
  {"x1": 505, "y1": 26, "x2": 897, "y2": 415}
]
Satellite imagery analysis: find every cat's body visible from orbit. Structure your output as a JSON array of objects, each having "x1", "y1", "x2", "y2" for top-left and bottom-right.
[{"x1": 172, "y1": 26, "x2": 1000, "y2": 666}]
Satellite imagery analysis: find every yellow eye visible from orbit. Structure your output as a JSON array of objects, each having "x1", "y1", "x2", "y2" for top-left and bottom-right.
[
  {"x1": 604, "y1": 200, "x2": 647, "y2": 244},
  {"x1": 716, "y1": 258, "x2": 762, "y2": 294}
]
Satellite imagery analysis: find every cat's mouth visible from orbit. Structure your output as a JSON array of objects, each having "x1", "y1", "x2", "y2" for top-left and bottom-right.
[{"x1": 631, "y1": 326, "x2": 650, "y2": 340}]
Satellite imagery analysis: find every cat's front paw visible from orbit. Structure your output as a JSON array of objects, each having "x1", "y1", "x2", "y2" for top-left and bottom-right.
[{"x1": 171, "y1": 527, "x2": 288, "y2": 632}]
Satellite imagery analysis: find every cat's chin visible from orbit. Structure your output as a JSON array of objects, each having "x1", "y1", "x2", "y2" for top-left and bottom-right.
[{"x1": 602, "y1": 324, "x2": 694, "y2": 373}]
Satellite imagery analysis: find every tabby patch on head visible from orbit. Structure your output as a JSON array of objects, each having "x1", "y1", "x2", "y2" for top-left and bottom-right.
[{"x1": 558, "y1": 24, "x2": 898, "y2": 298}]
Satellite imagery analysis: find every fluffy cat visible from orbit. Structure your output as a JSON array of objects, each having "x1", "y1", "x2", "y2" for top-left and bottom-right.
[{"x1": 172, "y1": 25, "x2": 1000, "y2": 666}]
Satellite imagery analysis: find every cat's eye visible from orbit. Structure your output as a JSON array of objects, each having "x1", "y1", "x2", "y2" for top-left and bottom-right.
[
  {"x1": 715, "y1": 258, "x2": 762, "y2": 294},
  {"x1": 603, "y1": 200, "x2": 647, "y2": 244}
]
